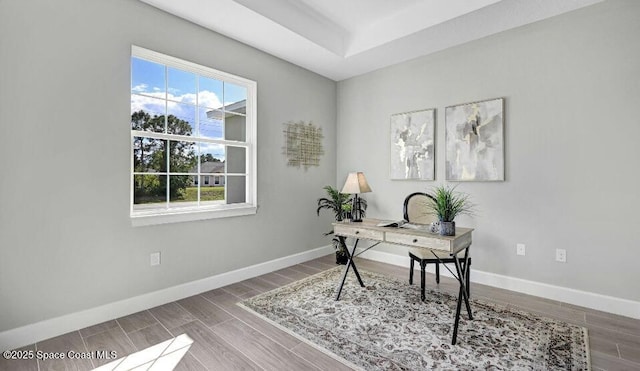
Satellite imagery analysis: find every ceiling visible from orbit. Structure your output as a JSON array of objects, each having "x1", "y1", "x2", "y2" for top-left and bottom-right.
[{"x1": 139, "y1": 0, "x2": 603, "y2": 81}]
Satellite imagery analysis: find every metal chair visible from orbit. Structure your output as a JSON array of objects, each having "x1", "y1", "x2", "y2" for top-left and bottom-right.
[{"x1": 404, "y1": 192, "x2": 471, "y2": 301}]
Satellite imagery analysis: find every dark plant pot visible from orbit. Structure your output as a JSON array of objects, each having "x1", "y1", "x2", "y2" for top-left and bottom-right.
[
  {"x1": 440, "y1": 221, "x2": 455, "y2": 236},
  {"x1": 335, "y1": 251, "x2": 349, "y2": 265}
]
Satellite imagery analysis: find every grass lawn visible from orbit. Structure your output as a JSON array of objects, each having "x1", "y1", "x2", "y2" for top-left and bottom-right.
[
  {"x1": 183, "y1": 186, "x2": 224, "y2": 201},
  {"x1": 135, "y1": 186, "x2": 224, "y2": 204}
]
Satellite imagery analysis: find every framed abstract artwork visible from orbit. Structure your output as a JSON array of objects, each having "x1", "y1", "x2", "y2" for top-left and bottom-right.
[
  {"x1": 445, "y1": 98, "x2": 504, "y2": 181},
  {"x1": 390, "y1": 108, "x2": 435, "y2": 180}
]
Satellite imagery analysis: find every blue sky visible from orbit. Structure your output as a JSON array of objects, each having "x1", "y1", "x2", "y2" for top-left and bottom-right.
[
  {"x1": 131, "y1": 58, "x2": 246, "y2": 105},
  {"x1": 131, "y1": 58, "x2": 249, "y2": 161},
  {"x1": 131, "y1": 57, "x2": 246, "y2": 143}
]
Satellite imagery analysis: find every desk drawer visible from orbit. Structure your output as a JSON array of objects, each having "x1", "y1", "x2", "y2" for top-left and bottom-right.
[
  {"x1": 334, "y1": 225, "x2": 384, "y2": 240},
  {"x1": 385, "y1": 232, "x2": 451, "y2": 252}
]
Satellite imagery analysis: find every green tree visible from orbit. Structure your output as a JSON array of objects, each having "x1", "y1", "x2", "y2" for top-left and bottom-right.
[
  {"x1": 201, "y1": 153, "x2": 221, "y2": 163},
  {"x1": 132, "y1": 110, "x2": 197, "y2": 203}
]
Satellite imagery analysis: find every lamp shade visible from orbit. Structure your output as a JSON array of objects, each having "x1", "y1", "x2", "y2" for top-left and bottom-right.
[{"x1": 341, "y1": 172, "x2": 372, "y2": 194}]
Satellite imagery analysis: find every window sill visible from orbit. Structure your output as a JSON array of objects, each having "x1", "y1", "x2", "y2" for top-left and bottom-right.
[{"x1": 131, "y1": 204, "x2": 257, "y2": 227}]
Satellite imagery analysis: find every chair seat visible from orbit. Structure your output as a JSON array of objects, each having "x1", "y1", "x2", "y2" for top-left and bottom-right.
[{"x1": 408, "y1": 247, "x2": 457, "y2": 260}]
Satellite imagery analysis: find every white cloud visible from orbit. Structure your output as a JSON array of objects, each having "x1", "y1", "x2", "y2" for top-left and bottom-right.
[
  {"x1": 131, "y1": 93, "x2": 165, "y2": 114},
  {"x1": 200, "y1": 143, "x2": 225, "y2": 158},
  {"x1": 132, "y1": 83, "x2": 148, "y2": 93},
  {"x1": 199, "y1": 144, "x2": 226, "y2": 161},
  {"x1": 131, "y1": 91, "x2": 225, "y2": 139},
  {"x1": 131, "y1": 90, "x2": 222, "y2": 113},
  {"x1": 198, "y1": 91, "x2": 223, "y2": 109}
]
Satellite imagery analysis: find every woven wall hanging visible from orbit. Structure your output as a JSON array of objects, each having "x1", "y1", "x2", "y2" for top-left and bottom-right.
[{"x1": 282, "y1": 121, "x2": 324, "y2": 169}]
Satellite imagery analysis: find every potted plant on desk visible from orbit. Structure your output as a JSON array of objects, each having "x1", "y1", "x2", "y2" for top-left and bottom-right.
[
  {"x1": 341, "y1": 203, "x2": 352, "y2": 222},
  {"x1": 427, "y1": 185, "x2": 474, "y2": 236},
  {"x1": 316, "y1": 185, "x2": 367, "y2": 264}
]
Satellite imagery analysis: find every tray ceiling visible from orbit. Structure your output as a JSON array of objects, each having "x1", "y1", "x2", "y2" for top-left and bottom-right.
[{"x1": 140, "y1": 0, "x2": 603, "y2": 81}]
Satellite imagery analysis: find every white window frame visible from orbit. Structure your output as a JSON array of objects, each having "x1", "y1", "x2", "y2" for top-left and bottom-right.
[{"x1": 130, "y1": 46, "x2": 257, "y2": 226}]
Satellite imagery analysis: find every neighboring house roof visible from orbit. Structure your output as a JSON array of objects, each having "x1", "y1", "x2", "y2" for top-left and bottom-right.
[
  {"x1": 191, "y1": 161, "x2": 225, "y2": 174},
  {"x1": 223, "y1": 100, "x2": 246, "y2": 114},
  {"x1": 206, "y1": 100, "x2": 246, "y2": 120}
]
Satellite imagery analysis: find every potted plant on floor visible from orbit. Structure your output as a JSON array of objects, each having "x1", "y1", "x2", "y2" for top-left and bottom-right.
[
  {"x1": 317, "y1": 185, "x2": 367, "y2": 264},
  {"x1": 427, "y1": 185, "x2": 474, "y2": 236}
]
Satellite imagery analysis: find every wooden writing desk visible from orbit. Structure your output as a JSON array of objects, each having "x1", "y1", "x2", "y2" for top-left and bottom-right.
[{"x1": 333, "y1": 218, "x2": 474, "y2": 345}]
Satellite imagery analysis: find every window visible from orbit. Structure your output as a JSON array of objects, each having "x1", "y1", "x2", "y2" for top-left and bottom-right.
[{"x1": 130, "y1": 46, "x2": 257, "y2": 226}]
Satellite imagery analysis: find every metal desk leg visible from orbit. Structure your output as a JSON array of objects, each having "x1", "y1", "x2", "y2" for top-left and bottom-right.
[
  {"x1": 451, "y1": 246, "x2": 473, "y2": 345},
  {"x1": 335, "y1": 238, "x2": 365, "y2": 301},
  {"x1": 457, "y1": 248, "x2": 473, "y2": 319}
]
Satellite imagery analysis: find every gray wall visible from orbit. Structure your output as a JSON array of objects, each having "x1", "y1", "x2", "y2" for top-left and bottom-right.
[
  {"x1": 337, "y1": 0, "x2": 640, "y2": 301},
  {"x1": 0, "y1": 0, "x2": 337, "y2": 332}
]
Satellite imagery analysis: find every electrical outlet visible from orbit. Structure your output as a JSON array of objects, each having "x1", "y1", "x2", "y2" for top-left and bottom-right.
[
  {"x1": 555, "y1": 249, "x2": 566, "y2": 263},
  {"x1": 516, "y1": 243, "x2": 526, "y2": 256},
  {"x1": 150, "y1": 252, "x2": 161, "y2": 266}
]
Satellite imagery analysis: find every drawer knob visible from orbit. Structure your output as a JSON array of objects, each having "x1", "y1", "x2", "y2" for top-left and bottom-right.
[
  {"x1": 355, "y1": 231, "x2": 360, "y2": 235},
  {"x1": 413, "y1": 239, "x2": 418, "y2": 243}
]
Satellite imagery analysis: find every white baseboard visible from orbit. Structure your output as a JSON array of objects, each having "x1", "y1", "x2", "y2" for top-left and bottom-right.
[
  {"x1": 0, "y1": 245, "x2": 334, "y2": 351},
  {"x1": 5, "y1": 245, "x2": 637, "y2": 352},
  {"x1": 358, "y1": 249, "x2": 640, "y2": 320}
]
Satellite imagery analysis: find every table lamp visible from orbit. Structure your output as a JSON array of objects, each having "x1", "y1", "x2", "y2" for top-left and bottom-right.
[{"x1": 341, "y1": 172, "x2": 372, "y2": 222}]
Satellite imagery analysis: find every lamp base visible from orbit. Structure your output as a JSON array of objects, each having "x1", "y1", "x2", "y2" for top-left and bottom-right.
[{"x1": 351, "y1": 194, "x2": 364, "y2": 223}]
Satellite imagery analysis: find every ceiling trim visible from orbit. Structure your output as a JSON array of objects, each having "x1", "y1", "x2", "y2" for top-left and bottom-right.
[{"x1": 139, "y1": 0, "x2": 604, "y2": 81}]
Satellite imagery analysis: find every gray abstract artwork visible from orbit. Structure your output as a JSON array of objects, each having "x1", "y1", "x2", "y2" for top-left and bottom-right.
[
  {"x1": 445, "y1": 98, "x2": 504, "y2": 181},
  {"x1": 390, "y1": 109, "x2": 435, "y2": 180}
]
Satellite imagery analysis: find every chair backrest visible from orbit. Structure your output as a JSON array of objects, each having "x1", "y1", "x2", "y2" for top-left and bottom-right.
[{"x1": 403, "y1": 192, "x2": 439, "y2": 225}]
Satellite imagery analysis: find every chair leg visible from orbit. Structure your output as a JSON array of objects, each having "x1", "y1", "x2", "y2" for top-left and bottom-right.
[
  {"x1": 435, "y1": 263, "x2": 440, "y2": 284},
  {"x1": 420, "y1": 261, "x2": 426, "y2": 301},
  {"x1": 409, "y1": 258, "x2": 414, "y2": 285}
]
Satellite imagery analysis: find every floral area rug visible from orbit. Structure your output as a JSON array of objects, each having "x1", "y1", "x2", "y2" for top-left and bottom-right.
[{"x1": 239, "y1": 267, "x2": 590, "y2": 370}]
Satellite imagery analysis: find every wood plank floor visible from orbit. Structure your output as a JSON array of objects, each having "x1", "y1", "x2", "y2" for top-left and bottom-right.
[{"x1": 2, "y1": 255, "x2": 639, "y2": 370}]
